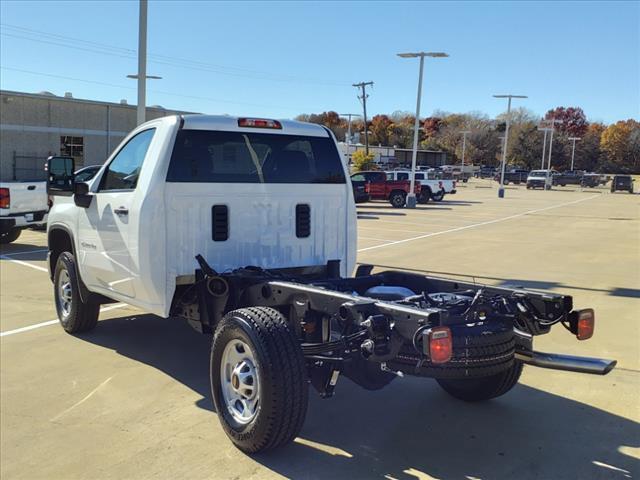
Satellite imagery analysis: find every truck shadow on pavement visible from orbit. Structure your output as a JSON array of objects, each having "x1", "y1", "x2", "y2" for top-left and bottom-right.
[{"x1": 81, "y1": 314, "x2": 639, "y2": 480}]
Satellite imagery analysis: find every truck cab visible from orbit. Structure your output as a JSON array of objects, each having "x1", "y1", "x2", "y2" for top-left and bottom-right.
[{"x1": 47, "y1": 115, "x2": 356, "y2": 317}]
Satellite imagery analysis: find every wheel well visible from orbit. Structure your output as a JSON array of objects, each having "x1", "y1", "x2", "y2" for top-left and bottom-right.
[
  {"x1": 390, "y1": 189, "x2": 406, "y2": 198},
  {"x1": 48, "y1": 228, "x2": 73, "y2": 280}
]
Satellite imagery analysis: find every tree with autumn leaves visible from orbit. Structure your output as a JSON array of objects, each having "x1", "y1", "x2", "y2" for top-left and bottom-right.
[{"x1": 295, "y1": 109, "x2": 640, "y2": 173}]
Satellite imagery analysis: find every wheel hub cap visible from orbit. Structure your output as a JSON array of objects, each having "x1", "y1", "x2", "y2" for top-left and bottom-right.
[
  {"x1": 57, "y1": 270, "x2": 72, "y2": 317},
  {"x1": 220, "y1": 340, "x2": 259, "y2": 424}
]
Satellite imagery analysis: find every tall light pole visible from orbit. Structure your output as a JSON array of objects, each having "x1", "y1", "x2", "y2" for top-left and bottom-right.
[
  {"x1": 493, "y1": 94, "x2": 527, "y2": 198},
  {"x1": 568, "y1": 137, "x2": 581, "y2": 171},
  {"x1": 397, "y1": 51, "x2": 449, "y2": 208},
  {"x1": 545, "y1": 118, "x2": 562, "y2": 189},
  {"x1": 127, "y1": 0, "x2": 161, "y2": 125},
  {"x1": 460, "y1": 130, "x2": 471, "y2": 178},
  {"x1": 340, "y1": 113, "x2": 361, "y2": 144},
  {"x1": 353, "y1": 82, "x2": 374, "y2": 154},
  {"x1": 538, "y1": 125, "x2": 551, "y2": 169}
]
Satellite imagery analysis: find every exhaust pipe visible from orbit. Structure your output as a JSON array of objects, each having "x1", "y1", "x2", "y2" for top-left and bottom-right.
[{"x1": 516, "y1": 350, "x2": 616, "y2": 375}]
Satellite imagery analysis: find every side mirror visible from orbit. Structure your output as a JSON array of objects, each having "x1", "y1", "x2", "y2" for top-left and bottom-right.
[
  {"x1": 74, "y1": 182, "x2": 90, "y2": 195},
  {"x1": 47, "y1": 156, "x2": 75, "y2": 196}
]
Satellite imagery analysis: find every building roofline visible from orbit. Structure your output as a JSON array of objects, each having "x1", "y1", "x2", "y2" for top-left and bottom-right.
[{"x1": 0, "y1": 89, "x2": 196, "y2": 113}]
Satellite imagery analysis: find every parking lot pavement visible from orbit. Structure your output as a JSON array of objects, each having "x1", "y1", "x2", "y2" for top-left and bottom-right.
[{"x1": 1, "y1": 181, "x2": 639, "y2": 480}]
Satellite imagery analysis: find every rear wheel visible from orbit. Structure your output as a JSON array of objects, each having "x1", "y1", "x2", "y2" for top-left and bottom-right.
[
  {"x1": 0, "y1": 228, "x2": 21, "y2": 244},
  {"x1": 431, "y1": 190, "x2": 445, "y2": 202},
  {"x1": 54, "y1": 252, "x2": 100, "y2": 333},
  {"x1": 436, "y1": 361, "x2": 523, "y2": 402},
  {"x1": 417, "y1": 189, "x2": 431, "y2": 204},
  {"x1": 389, "y1": 191, "x2": 406, "y2": 208},
  {"x1": 210, "y1": 307, "x2": 308, "y2": 453}
]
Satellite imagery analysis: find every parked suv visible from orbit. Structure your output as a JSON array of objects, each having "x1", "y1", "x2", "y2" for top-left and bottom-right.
[{"x1": 611, "y1": 175, "x2": 634, "y2": 194}]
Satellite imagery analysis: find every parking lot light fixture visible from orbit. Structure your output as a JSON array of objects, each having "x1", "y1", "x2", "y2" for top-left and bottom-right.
[
  {"x1": 397, "y1": 51, "x2": 449, "y2": 208},
  {"x1": 493, "y1": 95, "x2": 527, "y2": 198},
  {"x1": 545, "y1": 118, "x2": 563, "y2": 188},
  {"x1": 568, "y1": 137, "x2": 581, "y2": 171},
  {"x1": 537, "y1": 125, "x2": 552, "y2": 169}
]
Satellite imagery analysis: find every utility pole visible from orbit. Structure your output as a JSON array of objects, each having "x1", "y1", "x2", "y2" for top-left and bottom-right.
[
  {"x1": 127, "y1": 0, "x2": 161, "y2": 125},
  {"x1": 353, "y1": 82, "x2": 374, "y2": 155},
  {"x1": 460, "y1": 130, "x2": 471, "y2": 177},
  {"x1": 340, "y1": 113, "x2": 361, "y2": 144},
  {"x1": 568, "y1": 137, "x2": 581, "y2": 171},
  {"x1": 493, "y1": 94, "x2": 528, "y2": 198}
]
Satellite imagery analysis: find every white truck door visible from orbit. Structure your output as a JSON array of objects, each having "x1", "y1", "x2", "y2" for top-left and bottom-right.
[{"x1": 77, "y1": 129, "x2": 156, "y2": 298}]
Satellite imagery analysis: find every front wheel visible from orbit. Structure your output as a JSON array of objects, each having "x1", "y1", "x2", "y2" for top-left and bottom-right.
[
  {"x1": 54, "y1": 252, "x2": 100, "y2": 333},
  {"x1": 210, "y1": 307, "x2": 309, "y2": 453},
  {"x1": 436, "y1": 361, "x2": 523, "y2": 402},
  {"x1": 431, "y1": 190, "x2": 445, "y2": 202},
  {"x1": 0, "y1": 228, "x2": 21, "y2": 244},
  {"x1": 389, "y1": 191, "x2": 406, "y2": 208}
]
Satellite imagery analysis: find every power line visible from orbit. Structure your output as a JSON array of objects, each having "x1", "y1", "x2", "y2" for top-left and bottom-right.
[
  {"x1": 0, "y1": 23, "x2": 350, "y2": 87},
  {"x1": 0, "y1": 65, "x2": 324, "y2": 112}
]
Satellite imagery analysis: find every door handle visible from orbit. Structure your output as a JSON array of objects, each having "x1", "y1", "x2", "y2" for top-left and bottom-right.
[{"x1": 114, "y1": 207, "x2": 129, "y2": 216}]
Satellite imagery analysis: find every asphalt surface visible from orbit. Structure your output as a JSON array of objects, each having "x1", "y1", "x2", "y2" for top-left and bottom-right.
[{"x1": 1, "y1": 179, "x2": 638, "y2": 480}]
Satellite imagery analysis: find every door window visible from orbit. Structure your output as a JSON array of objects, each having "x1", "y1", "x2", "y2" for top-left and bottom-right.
[{"x1": 100, "y1": 129, "x2": 156, "y2": 191}]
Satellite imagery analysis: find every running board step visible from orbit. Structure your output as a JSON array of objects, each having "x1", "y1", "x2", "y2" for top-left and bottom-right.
[{"x1": 516, "y1": 351, "x2": 616, "y2": 375}]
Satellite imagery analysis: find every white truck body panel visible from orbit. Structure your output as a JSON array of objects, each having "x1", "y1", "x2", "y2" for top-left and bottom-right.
[
  {"x1": 0, "y1": 181, "x2": 48, "y2": 231},
  {"x1": 48, "y1": 115, "x2": 357, "y2": 318},
  {"x1": 386, "y1": 170, "x2": 456, "y2": 195}
]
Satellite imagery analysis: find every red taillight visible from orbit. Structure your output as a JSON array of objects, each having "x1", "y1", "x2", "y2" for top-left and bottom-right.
[
  {"x1": 428, "y1": 327, "x2": 452, "y2": 364},
  {"x1": 576, "y1": 309, "x2": 595, "y2": 340},
  {"x1": 47, "y1": 195, "x2": 54, "y2": 209},
  {"x1": 0, "y1": 188, "x2": 9, "y2": 209},
  {"x1": 364, "y1": 182, "x2": 370, "y2": 193},
  {"x1": 238, "y1": 118, "x2": 282, "y2": 129}
]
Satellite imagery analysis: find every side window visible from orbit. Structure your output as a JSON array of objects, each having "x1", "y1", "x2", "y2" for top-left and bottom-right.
[
  {"x1": 351, "y1": 174, "x2": 365, "y2": 182},
  {"x1": 386, "y1": 173, "x2": 394, "y2": 181},
  {"x1": 101, "y1": 129, "x2": 156, "y2": 191},
  {"x1": 397, "y1": 172, "x2": 408, "y2": 180},
  {"x1": 416, "y1": 173, "x2": 424, "y2": 180}
]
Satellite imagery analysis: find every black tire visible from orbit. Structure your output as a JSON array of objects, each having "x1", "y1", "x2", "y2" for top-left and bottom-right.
[
  {"x1": 417, "y1": 189, "x2": 431, "y2": 204},
  {"x1": 436, "y1": 361, "x2": 523, "y2": 402},
  {"x1": 210, "y1": 307, "x2": 308, "y2": 453},
  {"x1": 0, "y1": 228, "x2": 21, "y2": 244},
  {"x1": 53, "y1": 252, "x2": 100, "y2": 333},
  {"x1": 389, "y1": 191, "x2": 406, "y2": 208},
  {"x1": 431, "y1": 190, "x2": 445, "y2": 202}
]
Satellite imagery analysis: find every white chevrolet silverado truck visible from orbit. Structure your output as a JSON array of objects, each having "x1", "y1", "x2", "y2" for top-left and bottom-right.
[
  {"x1": 386, "y1": 169, "x2": 456, "y2": 202},
  {"x1": 46, "y1": 114, "x2": 615, "y2": 453},
  {"x1": 0, "y1": 180, "x2": 48, "y2": 243}
]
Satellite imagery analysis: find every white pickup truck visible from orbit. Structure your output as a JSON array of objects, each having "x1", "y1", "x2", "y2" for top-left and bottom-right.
[
  {"x1": 45, "y1": 114, "x2": 614, "y2": 453},
  {"x1": 0, "y1": 181, "x2": 48, "y2": 243},
  {"x1": 386, "y1": 169, "x2": 456, "y2": 202}
]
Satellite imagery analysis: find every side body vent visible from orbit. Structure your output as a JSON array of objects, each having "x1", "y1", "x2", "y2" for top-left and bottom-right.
[
  {"x1": 212, "y1": 205, "x2": 229, "y2": 241},
  {"x1": 296, "y1": 204, "x2": 311, "y2": 238}
]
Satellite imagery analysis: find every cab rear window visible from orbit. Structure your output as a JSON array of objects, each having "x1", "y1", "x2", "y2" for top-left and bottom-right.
[{"x1": 166, "y1": 130, "x2": 346, "y2": 184}]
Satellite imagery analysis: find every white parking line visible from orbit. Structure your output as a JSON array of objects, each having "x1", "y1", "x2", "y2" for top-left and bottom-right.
[
  {"x1": 357, "y1": 194, "x2": 600, "y2": 253},
  {"x1": 0, "y1": 255, "x2": 49, "y2": 273},
  {"x1": 0, "y1": 303, "x2": 128, "y2": 337}
]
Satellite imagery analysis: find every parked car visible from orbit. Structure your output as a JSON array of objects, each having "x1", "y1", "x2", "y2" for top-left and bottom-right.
[
  {"x1": 581, "y1": 173, "x2": 601, "y2": 188},
  {"x1": 0, "y1": 179, "x2": 48, "y2": 243},
  {"x1": 386, "y1": 170, "x2": 455, "y2": 202},
  {"x1": 553, "y1": 170, "x2": 585, "y2": 187},
  {"x1": 610, "y1": 175, "x2": 634, "y2": 194},
  {"x1": 350, "y1": 178, "x2": 370, "y2": 203},
  {"x1": 350, "y1": 170, "x2": 420, "y2": 207},
  {"x1": 476, "y1": 165, "x2": 497, "y2": 178},
  {"x1": 45, "y1": 114, "x2": 615, "y2": 454},
  {"x1": 526, "y1": 170, "x2": 554, "y2": 190},
  {"x1": 496, "y1": 168, "x2": 529, "y2": 184}
]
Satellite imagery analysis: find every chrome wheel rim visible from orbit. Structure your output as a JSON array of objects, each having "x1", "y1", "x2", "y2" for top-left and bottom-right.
[
  {"x1": 57, "y1": 269, "x2": 72, "y2": 317},
  {"x1": 220, "y1": 339, "x2": 259, "y2": 424}
]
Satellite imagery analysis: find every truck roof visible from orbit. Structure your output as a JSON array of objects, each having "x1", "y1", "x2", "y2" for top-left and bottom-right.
[{"x1": 177, "y1": 114, "x2": 330, "y2": 138}]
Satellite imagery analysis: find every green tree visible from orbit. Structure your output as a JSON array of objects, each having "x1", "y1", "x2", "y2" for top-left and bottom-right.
[{"x1": 351, "y1": 150, "x2": 377, "y2": 171}]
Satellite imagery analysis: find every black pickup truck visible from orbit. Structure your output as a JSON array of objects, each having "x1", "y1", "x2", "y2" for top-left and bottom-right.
[{"x1": 495, "y1": 169, "x2": 529, "y2": 185}]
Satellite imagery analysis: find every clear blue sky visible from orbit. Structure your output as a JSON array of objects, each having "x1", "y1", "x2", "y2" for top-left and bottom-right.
[{"x1": 1, "y1": 1, "x2": 638, "y2": 123}]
